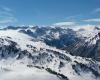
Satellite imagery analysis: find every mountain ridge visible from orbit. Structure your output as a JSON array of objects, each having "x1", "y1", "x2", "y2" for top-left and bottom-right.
[{"x1": 0, "y1": 25, "x2": 100, "y2": 80}]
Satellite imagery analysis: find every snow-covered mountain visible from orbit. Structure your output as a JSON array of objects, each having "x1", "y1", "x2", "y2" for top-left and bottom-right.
[
  {"x1": 5, "y1": 25, "x2": 100, "y2": 61},
  {"x1": 0, "y1": 26, "x2": 100, "y2": 80}
]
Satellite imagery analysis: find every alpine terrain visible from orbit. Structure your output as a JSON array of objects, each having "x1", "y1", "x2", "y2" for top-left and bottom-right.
[{"x1": 0, "y1": 25, "x2": 100, "y2": 80}]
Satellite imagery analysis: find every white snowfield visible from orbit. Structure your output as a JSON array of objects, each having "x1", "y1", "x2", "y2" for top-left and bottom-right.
[
  {"x1": 0, "y1": 30, "x2": 47, "y2": 51},
  {"x1": 0, "y1": 63, "x2": 60, "y2": 80},
  {"x1": 0, "y1": 27, "x2": 99, "y2": 80}
]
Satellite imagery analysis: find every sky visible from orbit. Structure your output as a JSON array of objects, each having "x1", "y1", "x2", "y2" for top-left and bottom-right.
[{"x1": 0, "y1": 0, "x2": 100, "y2": 27}]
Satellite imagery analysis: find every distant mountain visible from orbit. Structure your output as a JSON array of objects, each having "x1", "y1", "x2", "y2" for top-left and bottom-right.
[{"x1": 11, "y1": 25, "x2": 100, "y2": 61}]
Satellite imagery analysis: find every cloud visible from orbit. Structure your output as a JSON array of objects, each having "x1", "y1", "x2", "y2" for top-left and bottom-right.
[
  {"x1": 83, "y1": 18, "x2": 100, "y2": 22},
  {"x1": 2, "y1": 6, "x2": 12, "y2": 12},
  {"x1": 66, "y1": 14, "x2": 83, "y2": 21},
  {"x1": 72, "y1": 24, "x2": 100, "y2": 31},
  {"x1": 52, "y1": 21, "x2": 77, "y2": 29},
  {"x1": 0, "y1": 6, "x2": 17, "y2": 24},
  {"x1": 0, "y1": 17, "x2": 17, "y2": 24},
  {"x1": 92, "y1": 8, "x2": 100, "y2": 14},
  {"x1": 52, "y1": 21, "x2": 98, "y2": 31},
  {"x1": 53, "y1": 22, "x2": 76, "y2": 26}
]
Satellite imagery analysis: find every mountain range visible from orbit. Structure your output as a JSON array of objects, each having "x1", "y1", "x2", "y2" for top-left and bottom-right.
[{"x1": 0, "y1": 25, "x2": 100, "y2": 80}]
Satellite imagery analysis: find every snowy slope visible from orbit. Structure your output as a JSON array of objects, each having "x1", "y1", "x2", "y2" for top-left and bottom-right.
[
  {"x1": 0, "y1": 64, "x2": 60, "y2": 80},
  {"x1": 12, "y1": 26, "x2": 100, "y2": 61},
  {"x1": 0, "y1": 26, "x2": 100, "y2": 80}
]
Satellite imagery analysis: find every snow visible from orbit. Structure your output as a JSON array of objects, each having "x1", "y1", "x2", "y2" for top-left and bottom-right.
[
  {"x1": 0, "y1": 27, "x2": 100, "y2": 80},
  {"x1": 53, "y1": 32, "x2": 60, "y2": 39},
  {"x1": 0, "y1": 30, "x2": 48, "y2": 52},
  {"x1": 0, "y1": 63, "x2": 60, "y2": 80}
]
